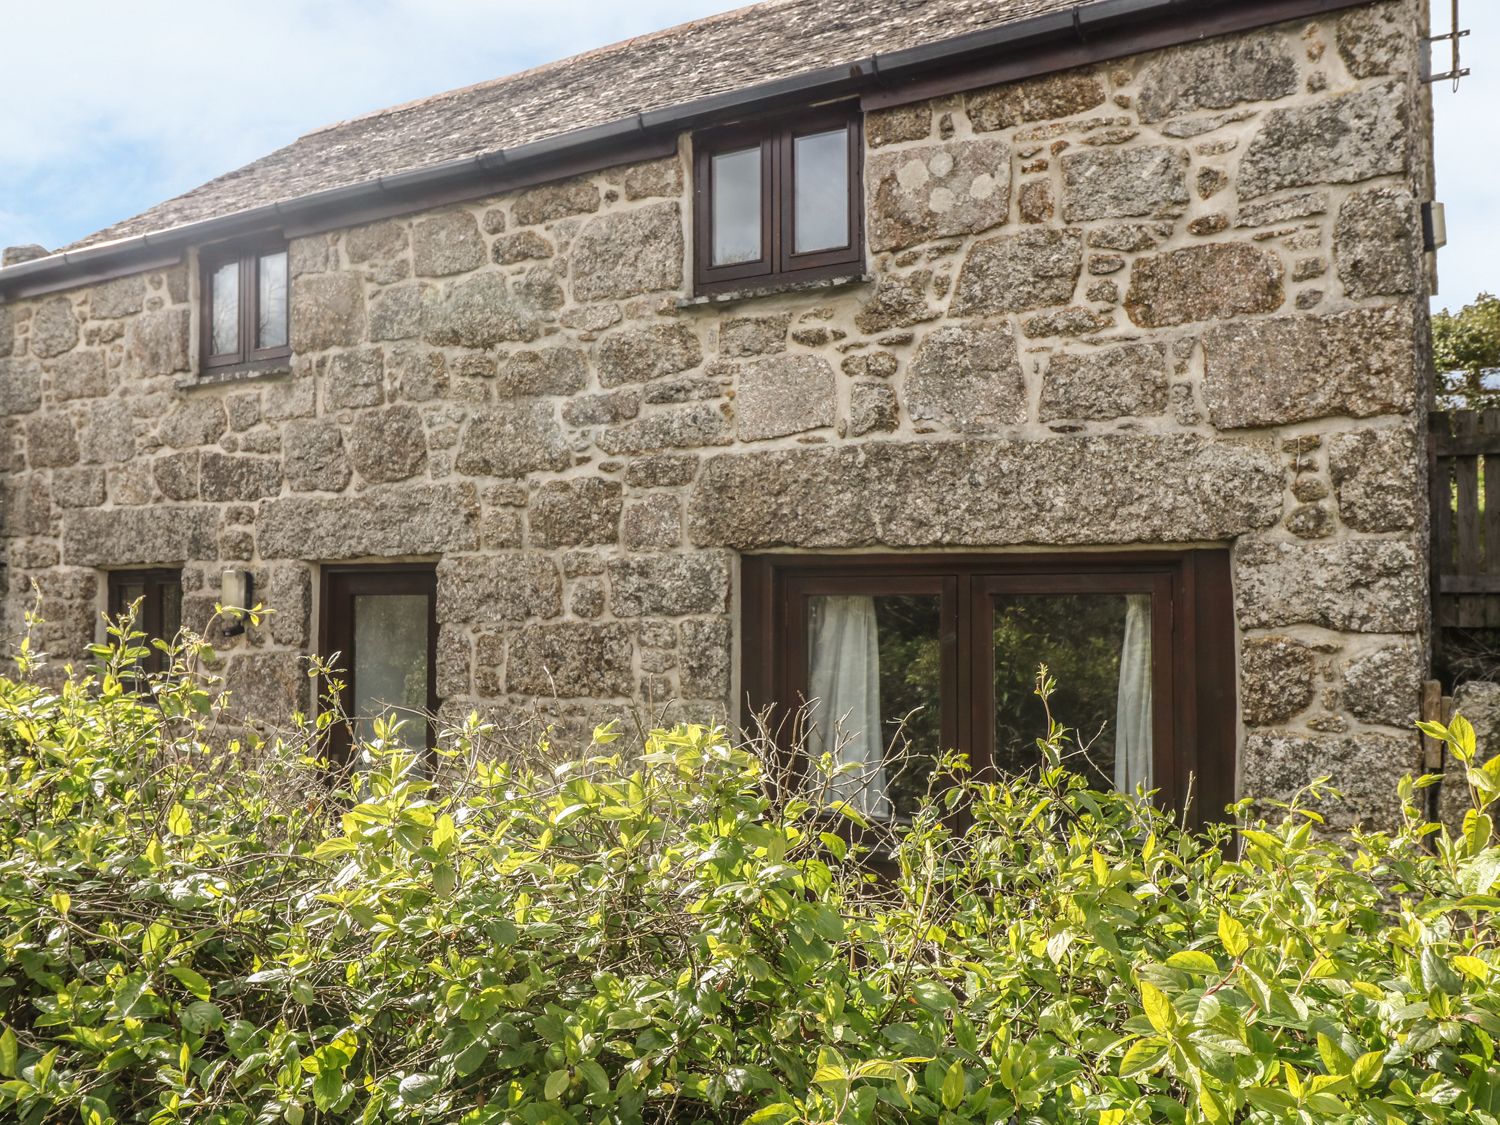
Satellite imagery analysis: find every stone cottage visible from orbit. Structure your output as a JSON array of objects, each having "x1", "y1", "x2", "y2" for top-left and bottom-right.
[{"x1": 0, "y1": 0, "x2": 1436, "y2": 825}]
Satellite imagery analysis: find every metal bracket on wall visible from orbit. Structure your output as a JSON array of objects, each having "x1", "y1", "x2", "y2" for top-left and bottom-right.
[{"x1": 1426, "y1": 0, "x2": 1470, "y2": 89}]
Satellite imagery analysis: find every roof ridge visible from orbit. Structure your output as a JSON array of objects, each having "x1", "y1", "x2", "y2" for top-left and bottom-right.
[{"x1": 301, "y1": 0, "x2": 788, "y2": 139}]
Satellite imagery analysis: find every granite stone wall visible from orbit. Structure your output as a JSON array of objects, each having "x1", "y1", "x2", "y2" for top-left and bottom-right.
[{"x1": 0, "y1": 1, "x2": 1434, "y2": 824}]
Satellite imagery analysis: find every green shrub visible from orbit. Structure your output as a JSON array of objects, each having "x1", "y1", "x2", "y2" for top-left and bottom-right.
[{"x1": 3, "y1": 615, "x2": 1500, "y2": 1124}]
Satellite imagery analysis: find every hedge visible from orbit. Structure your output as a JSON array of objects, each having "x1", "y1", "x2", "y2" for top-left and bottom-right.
[{"x1": 2, "y1": 614, "x2": 1500, "y2": 1123}]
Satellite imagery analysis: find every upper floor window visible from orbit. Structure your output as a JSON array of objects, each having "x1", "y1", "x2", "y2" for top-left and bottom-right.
[
  {"x1": 200, "y1": 239, "x2": 290, "y2": 372},
  {"x1": 693, "y1": 109, "x2": 863, "y2": 295}
]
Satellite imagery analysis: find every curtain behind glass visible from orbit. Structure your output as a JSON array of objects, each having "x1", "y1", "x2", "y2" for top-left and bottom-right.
[
  {"x1": 352, "y1": 594, "x2": 430, "y2": 749},
  {"x1": 1113, "y1": 594, "x2": 1153, "y2": 794},
  {"x1": 807, "y1": 595, "x2": 890, "y2": 818}
]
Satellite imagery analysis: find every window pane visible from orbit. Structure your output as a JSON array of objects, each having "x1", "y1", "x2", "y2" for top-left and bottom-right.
[
  {"x1": 806, "y1": 594, "x2": 941, "y2": 820},
  {"x1": 257, "y1": 251, "x2": 288, "y2": 349},
  {"x1": 159, "y1": 580, "x2": 182, "y2": 641},
  {"x1": 711, "y1": 146, "x2": 761, "y2": 266},
  {"x1": 991, "y1": 593, "x2": 1152, "y2": 792},
  {"x1": 793, "y1": 127, "x2": 850, "y2": 253},
  {"x1": 112, "y1": 579, "x2": 146, "y2": 619},
  {"x1": 352, "y1": 593, "x2": 430, "y2": 748},
  {"x1": 210, "y1": 261, "x2": 239, "y2": 356}
]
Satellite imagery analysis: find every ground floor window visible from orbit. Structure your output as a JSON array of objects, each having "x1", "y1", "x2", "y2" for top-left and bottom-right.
[
  {"x1": 319, "y1": 565, "x2": 438, "y2": 762},
  {"x1": 106, "y1": 568, "x2": 183, "y2": 675},
  {"x1": 740, "y1": 551, "x2": 1235, "y2": 823}
]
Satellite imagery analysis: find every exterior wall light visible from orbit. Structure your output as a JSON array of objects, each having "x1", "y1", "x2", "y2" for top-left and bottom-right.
[{"x1": 221, "y1": 568, "x2": 253, "y2": 637}]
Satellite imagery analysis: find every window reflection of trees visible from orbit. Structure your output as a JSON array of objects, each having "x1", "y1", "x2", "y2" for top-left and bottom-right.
[
  {"x1": 873, "y1": 596, "x2": 943, "y2": 820},
  {"x1": 992, "y1": 595, "x2": 1129, "y2": 790}
]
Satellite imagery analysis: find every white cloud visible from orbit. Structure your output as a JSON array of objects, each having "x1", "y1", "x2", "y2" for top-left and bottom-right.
[{"x1": 0, "y1": 0, "x2": 740, "y2": 250}]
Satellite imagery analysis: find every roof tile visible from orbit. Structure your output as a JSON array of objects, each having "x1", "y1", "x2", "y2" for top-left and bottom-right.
[{"x1": 71, "y1": 0, "x2": 1074, "y2": 249}]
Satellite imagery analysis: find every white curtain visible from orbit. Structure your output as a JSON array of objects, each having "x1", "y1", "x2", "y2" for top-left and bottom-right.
[
  {"x1": 806, "y1": 596, "x2": 890, "y2": 818},
  {"x1": 1113, "y1": 594, "x2": 1153, "y2": 794}
]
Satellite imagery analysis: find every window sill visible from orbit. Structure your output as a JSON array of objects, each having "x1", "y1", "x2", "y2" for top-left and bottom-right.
[
  {"x1": 177, "y1": 362, "x2": 293, "y2": 390},
  {"x1": 677, "y1": 272, "x2": 871, "y2": 308}
]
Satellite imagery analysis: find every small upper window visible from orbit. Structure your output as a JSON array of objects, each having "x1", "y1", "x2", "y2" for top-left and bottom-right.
[
  {"x1": 200, "y1": 240, "x2": 290, "y2": 372},
  {"x1": 693, "y1": 109, "x2": 863, "y2": 295}
]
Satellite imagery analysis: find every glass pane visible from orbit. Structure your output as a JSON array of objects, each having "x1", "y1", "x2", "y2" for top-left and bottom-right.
[
  {"x1": 806, "y1": 594, "x2": 941, "y2": 821},
  {"x1": 257, "y1": 251, "x2": 288, "y2": 349},
  {"x1": 991, "y1": 593, "x2": 1152, "y2": 792},
  {"x1": 159, "y1": 581, "x2": 182, "y2": 641},
  {"x1": 352, "y1": 593, "x2": 430, "y2": 749},
  {"x1": 112, "y1": 580, "x2": 146, "y2": 620},
  {"x1": 711, "y1": 146, "x2": 761, "y2": 266},
  {"x1": 210, "y1": 261, "x2": 239, "y2": 356},
  {"x1": 793, "y1": 127, "x2": 849, "y2": 253}
]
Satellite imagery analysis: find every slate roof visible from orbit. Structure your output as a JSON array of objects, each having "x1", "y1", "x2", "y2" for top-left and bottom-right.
[{"x1": 70, "y1": 0, "x2": 1076, "y2": 250}]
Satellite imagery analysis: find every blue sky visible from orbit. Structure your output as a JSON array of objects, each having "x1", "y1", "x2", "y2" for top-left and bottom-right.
[{"x1": 0, "y1": 1, "x2": 1492, "y2": 314}]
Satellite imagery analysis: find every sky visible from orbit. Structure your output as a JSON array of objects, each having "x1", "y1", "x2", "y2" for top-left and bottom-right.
[{"x1": 0, "y1": 0, "x2": 1493, "y2": 314}]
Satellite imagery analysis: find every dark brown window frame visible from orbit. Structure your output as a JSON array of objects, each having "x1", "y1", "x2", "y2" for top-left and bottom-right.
[
  {"x1": 198, "y1": 234, "x2": 291, "y2": 374},
  {"x1": 318, "y1": 564, "x2": 440, "y2": 765},
  {"x1": 106, "y1": 568, "x2": 183, "y2": 675},
  {"x1": 740, "y1": 550, "x2": 1236, "y2": 826},
  {"x1": 692, "y1": 107, "x2": 864, "y2": 296}
]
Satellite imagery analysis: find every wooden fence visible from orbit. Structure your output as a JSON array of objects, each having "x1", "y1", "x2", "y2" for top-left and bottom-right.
[{"x1": 1431, "y1": 409, "x2": 1500, "y2": 629}]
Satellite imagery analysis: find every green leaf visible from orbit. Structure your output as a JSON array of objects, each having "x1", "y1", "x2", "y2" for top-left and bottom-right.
[
  {"x1": 1218, "y1": 913, "x2": 1249, "y2": 958},
  {"x1": 1198, "y1": 1085, "x2": 1229, "y2": 1124},
  {"x1": 1046, "y1": 931, "x2": 1074, "y2": 963},
  {"x1": 454, "y1": 1040, "x2": 488, "y2": 1077},
  {"x1": 32, "y1": 1047, "x2": 57, "y2": 1089},
  {"x1": 313, "y1": 1068, "x2": 344, "y2": 1112},
  {"x1": 544, "y1": 1069, "x2": 571, "y2": 1101},
  {"x1": 1454, "y1": 955, "x2": 1490, "y2": 981},
  {"x1": 1351, "y1": 1050, "x2": 1384, "y2": 1089},
  {"x1": 181, "y1": 1000, "x2": 223, "y2": 1035},
  {"x1": 1421, "y1": 946, "x2": 1464, "y2": 995},
  {"x1": 313, "y1": 837, "x2": 356, "y2": 859},
  {"x1": 810, "y1": 903, "x2": 844, "y2": 941},
  {"x1": 1244, "y1": 1086, "x2": 1298, "y2": 1111},
  {"x1": 1166, "y1": 950, "x2": 1219, "y2": 973},
  {"x1": 0, "y1": 1028, "x2": 15, "y2": 1079},
  {"x1": 1451, "y1": 714, "x2": 1478, "y2": 763},
  {"x1": 111, "y1": 973, "x2": 160, "y2": 1020},
  {"x1": 576, "y1": 1059, "x2": 610, "y2": 1097},
  {"x1": 167, "y1": 966, "x2": 212, "y2": 1000},
  {"x1": 1317, "y1": 1032, "x2": 1352, "y2": 1076},
  {"x1": 1140, "y1": 981, "x2": 1177, "y2": 1034},
  {"x1": 606, "y1": 1010, "x2": 651, "y2": 1030},
  {"x1": 49, "y1": 892, "x2": 70, "y2": 916},
  {"x1": 744, "y1": 1104, "x2": 798, "y2": 1124},
  {"x1": 911, "y1": 981, "x2": 957, "y2": 1014},
  {"x1": 940, "y1": 1060, "x2": 966, "y2": 1110},
  {"x1": 433, "y1": 813, "x2": 456, "y2": 851},
  {"x1": 1119, "y1": 1039, "x2": 1167, "y2": 1078},
  {"x1": 167, "y1": 803, "x2": 192, "y2": 837},
  {"x1": 396, "y1": 1073, "x2": 440, "y2": 1105}
]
